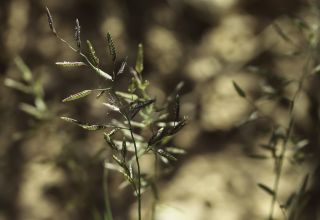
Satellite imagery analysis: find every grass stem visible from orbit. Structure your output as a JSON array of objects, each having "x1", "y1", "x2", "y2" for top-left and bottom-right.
[
  {"x1": 103, "y1": 167, "x2": 113, "y2": 220},
  {"x1": 126, "y1": 115, "x2": 142, "y2": 220},
  {"x1": 268, "y1": 55, "x2": 311, "y2": 220}
]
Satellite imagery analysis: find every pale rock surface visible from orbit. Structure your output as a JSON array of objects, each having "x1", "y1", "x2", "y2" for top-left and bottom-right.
[
  {"x1": 200, "y1": 14, "x2": 258, "y2": 64},
  {"x1": 200, "y1": 72, "x2": 259, "y2": 131},
  {"x1": 146, "y1": 26, "x2": 182, "y2": 75},
  {"x1": 153, "y1": 148, "x2": 307, "y2": 220}
]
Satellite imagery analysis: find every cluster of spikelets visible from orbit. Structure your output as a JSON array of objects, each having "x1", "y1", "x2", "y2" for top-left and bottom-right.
[{"x1": 45, "y1": 6, "x2": 187, "y2": 220}]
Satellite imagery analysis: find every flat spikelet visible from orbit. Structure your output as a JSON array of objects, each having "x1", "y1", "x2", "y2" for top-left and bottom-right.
[
  {"x1": 56, "y1": 61, "x2": 86, "y2": 67},
  {"x1": 62, "y1": 90, "x2": 93, "y2": 102},
  {"x1": 75, "y1": 18, "x2": 81, "y2": 50}
]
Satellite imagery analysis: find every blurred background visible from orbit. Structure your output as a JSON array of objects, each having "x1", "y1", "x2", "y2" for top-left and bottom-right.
[{"x1": 1, "y1": 0, "x2": 320, "y2": 219}]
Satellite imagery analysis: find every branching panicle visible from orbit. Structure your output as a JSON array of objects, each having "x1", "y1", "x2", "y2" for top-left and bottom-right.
[{"x1": 46, "y1": 7, "x2": 186, "y2": 220}]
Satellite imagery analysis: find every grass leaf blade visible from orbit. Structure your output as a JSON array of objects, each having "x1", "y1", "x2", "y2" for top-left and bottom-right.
[
  {"x1": 257, "y1": 183, "x2": 275, "y2": 196},
  {"x1": 232, "y1": 81, "x2": 246, "y2": 98},
  {"x1": 75, "y1": 18, "x2": 81, "y2": 50}
]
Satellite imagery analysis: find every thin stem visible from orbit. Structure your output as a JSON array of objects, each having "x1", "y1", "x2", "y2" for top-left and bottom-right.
[
  {"x1": 268, "y1": 8, "x2": 320, "y2": 218},
  {"x1": 103, "y1": 166, "x2": 113, "y2": 220},
  {"x1": 151, "y1": 154, "x2": 159, "y2": 220},
  {"x1": 268, "y1": 122, "x2": 293, "y2": 220},
  {"x1": 126, "y1": 115, "x2": 142, "y2": 220},
  {"x1": 268, "y1": 55, "x2": 311, "y2": 220}
]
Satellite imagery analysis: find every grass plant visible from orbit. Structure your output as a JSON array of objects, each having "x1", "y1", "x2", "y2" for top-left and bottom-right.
[{"x1": 45, "y1": 7, "x2": 186, "y2": 220}]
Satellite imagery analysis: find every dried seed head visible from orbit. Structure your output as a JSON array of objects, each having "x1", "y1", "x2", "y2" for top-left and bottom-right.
[
  {"x1": 45, "y1": 6, "x2": 57, "y2": 35},
  {"x1": 75, "y1": 18, "x2": 81, "y2": 50}
]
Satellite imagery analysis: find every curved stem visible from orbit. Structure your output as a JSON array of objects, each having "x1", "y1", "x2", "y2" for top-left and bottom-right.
[{"x1": 126, "y1": 116, "x2": 142, "y2": 220}]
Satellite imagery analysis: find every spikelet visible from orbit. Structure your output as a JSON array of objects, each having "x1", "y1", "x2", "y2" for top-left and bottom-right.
[
  {"x1": 135, "y1": 43, "x2": 144, "y2": 74},
  {"x1": 156, "y1": 149, "x2": 177, "y2": 161},
  {"x1": 115, "y1": 91, "x2": 138, "y2": 101},
  {"x1": 56, "y1": 61, "x2": 86, "y2": 67},
  {"x1": 60, "y1": 116, "x2": 77, "y2": 123},
  {"x1": 174, "y1": 94, "x2": 180, "y2": 122},
  {"x1": 60, "y1": 116, "x2": 106, "y2": 131},
  {"x1": 62, "y1": 90, "x2": 93, "y2": 102},
  {"x1": 103, "y1": 103, "x2": 120, "y2": 112},
  {"x1": 93, "y1": 66, "x2": 113, "y2": 80},
  {"x1": 165, "y1": 147, "x2": 186, "y2": 155},
  {"x1": 75, "y1": 18, "x2": 81, "y2": 50},
  {"x1": 107, "y1": 32, "x2": 116, "y2": 62}
]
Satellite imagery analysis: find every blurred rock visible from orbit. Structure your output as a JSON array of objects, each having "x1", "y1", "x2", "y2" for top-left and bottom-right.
[
  {"x1": 169, "y1": 0, "x2": 240, "y2": 18},
  {"x1": 261, "y1": 17, "x2": 301, "y2": 56},
  {"x1": 199, "y1": 14, "x2": 258, "y2": 64},
  {"x1": 200, "y1": 72, "x2": 259, "y2": 131},
  {"x1": 152, "y1": 5, "x2": 176, "y2": 27},
  {"x1": 18, "y1": 162, "x2": 67, "y2": 220},
  {"x1": 5, "y1": 0, "x2": 30, "y2": 56},
  {"x1": 185, "y1": 56, "x2": 222, "y2": 82},
  {"x1": 174, "y1": 121, "x2": 200, "y2": 150},
  {"x1": 101, "y1": 16, "x2": 125, "y2": 39},
  {"x1": 146, "y1": 26, "x2": 182, "y2": 75},
  {"x1": 185, "y1": 13, "x2": 259, "y2": 82},
  {"x1": 153, "y1": 148, "x2": 307, "y2": 220}
]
